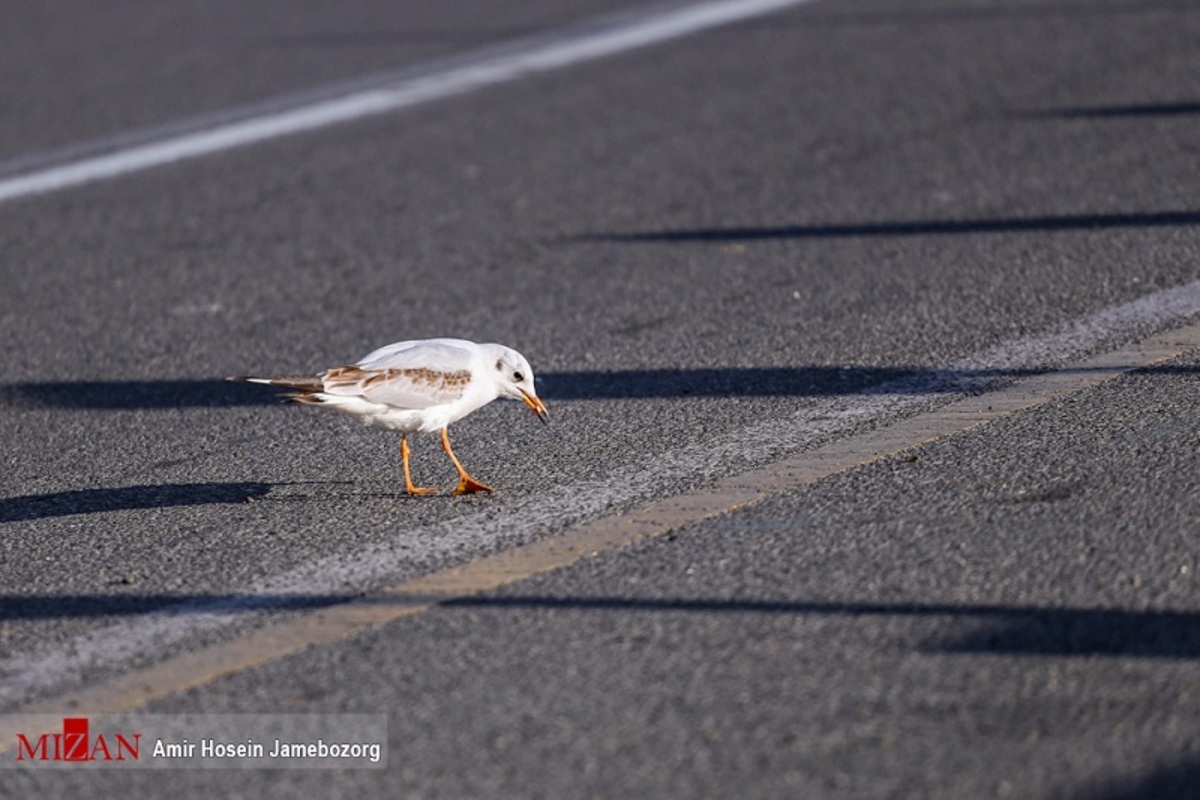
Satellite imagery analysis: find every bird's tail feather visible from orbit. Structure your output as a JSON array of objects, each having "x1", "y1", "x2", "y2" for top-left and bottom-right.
[{"x1": 226, "y1": 375, "x2": 325, "y2": 403}]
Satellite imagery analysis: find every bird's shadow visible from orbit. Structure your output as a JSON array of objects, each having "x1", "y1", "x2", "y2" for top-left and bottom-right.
[
  {"x1": 0, "y1": 479, "x2": 500, "y2": 523},
  {"x1": 0, "y1": 482, "x2": 274, "y2": 523}
]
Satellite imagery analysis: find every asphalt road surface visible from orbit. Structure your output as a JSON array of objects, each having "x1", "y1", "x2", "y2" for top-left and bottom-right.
[{"x1": 2, "y1": 0, "x2": 1198, "y2": 797}]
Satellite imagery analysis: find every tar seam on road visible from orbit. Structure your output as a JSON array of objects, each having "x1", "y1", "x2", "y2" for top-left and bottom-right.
[
  {"x1": 2, "y1": 315, "x2": 1198, "y2": 749},
  {"x1": 0, "y1": 0, "x2": 819, "y2": 205}
]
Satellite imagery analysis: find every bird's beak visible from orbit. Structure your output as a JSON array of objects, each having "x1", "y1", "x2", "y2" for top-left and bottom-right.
[{"x1": 519, "y1": 388, "x2": 549, "y2": 424}]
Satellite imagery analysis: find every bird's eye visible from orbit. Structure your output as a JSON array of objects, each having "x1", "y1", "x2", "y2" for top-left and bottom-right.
[{"x1": 513, "y1": 371, "x2": 524, "y2": 382}]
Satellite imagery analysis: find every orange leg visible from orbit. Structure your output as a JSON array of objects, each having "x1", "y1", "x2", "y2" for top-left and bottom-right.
[
  {"x1": 401, "y1": 434, "x2": 438, "y2": 496},
  {"x1": 441, "y1": 428, "x2": 494, "y2": 495}
]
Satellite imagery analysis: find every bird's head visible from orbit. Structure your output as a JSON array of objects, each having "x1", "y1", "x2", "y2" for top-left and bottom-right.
[{"x1": 487, "y1": 345, "x2": 548, "y2": 424}]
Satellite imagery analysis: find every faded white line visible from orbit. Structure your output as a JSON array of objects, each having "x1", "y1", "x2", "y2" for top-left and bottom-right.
[
  {"x1": 0, "y1": 0, "x2": 817, "y2": 204},
  {"x1": 3, "y1": 280, "x2": 1199, "y2": 710}
]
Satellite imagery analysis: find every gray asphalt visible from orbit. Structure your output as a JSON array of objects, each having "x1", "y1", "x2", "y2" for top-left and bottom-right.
[
  {"x1": 0, "y1": 0, "x2": 648, "y2": 164},
  {"x1": 21, "y1": 349, "x2": 1199, "y2": 799},
  {"x1": 2, "y1": 0, "x2": 1199, "y2": 796}
]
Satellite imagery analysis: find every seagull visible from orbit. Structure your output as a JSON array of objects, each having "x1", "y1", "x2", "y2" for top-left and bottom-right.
[{"x1": 228, "y1": 338, "x2": 548, "y2": 496}]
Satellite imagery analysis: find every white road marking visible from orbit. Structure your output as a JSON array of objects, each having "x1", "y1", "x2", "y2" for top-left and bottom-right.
[
  {"x1": 3, "y1": 279, "x2": 1199, "y2": 711},
  {"x1": 0, "y1": 0, "x2": 817, "y2": 205}
]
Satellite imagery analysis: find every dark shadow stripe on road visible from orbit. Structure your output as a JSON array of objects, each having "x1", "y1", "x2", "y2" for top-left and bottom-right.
[
  {"x1": 0, "y1": 379, "x2": 279, "y2": 409},
  {"x1": 1082, "y1": 756, "x2": 1200, "y2": 800},
  {"x1": 445, "y1": 595, "x2": 1200, "y2": 658},
  {"x1": 1029, "y1": 102, "x2": 1200, "y2": 119},
  {"x1": 2, "y1": 593, "x2": 1195, "y2": 658},
  {"x1": 10, "y1": 363, "x2": 1198, "y2": 409},
  {"x1": 570, "y1": 210, "x2": 1200, "y2": 244}
]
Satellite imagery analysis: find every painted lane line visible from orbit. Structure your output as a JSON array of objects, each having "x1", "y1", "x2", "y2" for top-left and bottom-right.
[
  {"x1": 3, "y1": 316, "x2": 1198, "y2": 740},
  {"x1": 0, "y1": 0, "x2": 817, "y2": 205},
  {"x1": 2, "y1": 279, "x2": 1199, "y2": 718}
]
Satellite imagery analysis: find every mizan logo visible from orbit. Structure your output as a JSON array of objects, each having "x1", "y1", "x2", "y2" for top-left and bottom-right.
[{"x1": 16, "y1": 717, "x2": 141, "y2": 763}]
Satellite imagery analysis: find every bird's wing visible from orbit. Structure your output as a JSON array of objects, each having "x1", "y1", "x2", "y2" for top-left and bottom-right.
[
  {"x1": 355, "y1": 339, "x2": 477, "y2": 371},
  {"x1": 320, "y1": 340, "x2": 477, "y2": 410}
]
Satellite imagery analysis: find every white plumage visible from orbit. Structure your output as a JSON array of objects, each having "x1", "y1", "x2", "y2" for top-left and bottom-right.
[{"x1": 229, "y1": 338, "x2": 548, "y2": 495}]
